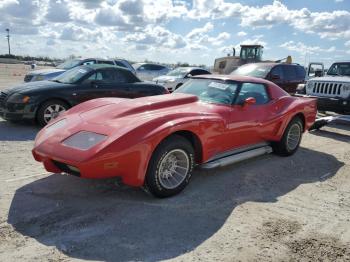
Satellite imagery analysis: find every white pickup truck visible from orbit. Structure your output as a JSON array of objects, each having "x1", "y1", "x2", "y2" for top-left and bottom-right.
[{"x1": 296, "y1": 61, "x2": 350, "y2": 114}]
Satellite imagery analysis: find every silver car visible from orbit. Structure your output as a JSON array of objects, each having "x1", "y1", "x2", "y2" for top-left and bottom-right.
[
  {"x1": 133, "y1": 63, "x2": 170, "y2": 81},
  {"x1": 153, "y1": 67, "x2": 211, "y2": 92}
]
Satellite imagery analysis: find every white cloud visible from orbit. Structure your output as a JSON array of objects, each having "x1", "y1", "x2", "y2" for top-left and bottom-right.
[
  {"x1": 187, "y1": 0, "x2": 350, "y2": 41},
  {"x1": 280, "y1": 41, "x2": 337, "y2": 55},
  {"x1": 237, "y1": 31, "x2": 247, "y2": 37}
]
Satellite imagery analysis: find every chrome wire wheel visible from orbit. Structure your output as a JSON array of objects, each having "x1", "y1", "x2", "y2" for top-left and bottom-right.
[
  {"x1": 287, "y1": 123, "x2": 301, "y2": 151},
  {"x1": 158, "y1": 149, "x2": 190, "y2": 190},
  {"x1": 43, "y1": 104, "x2": 66, "y2": 124}
]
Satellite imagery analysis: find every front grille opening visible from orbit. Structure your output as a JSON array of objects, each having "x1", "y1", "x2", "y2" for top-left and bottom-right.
[
  {"x1": 52, "y1": 160, "x2": 81, "y2": 177},
  {"x1": 24, "y1": 75, "x2": 34, "y2": 82}
]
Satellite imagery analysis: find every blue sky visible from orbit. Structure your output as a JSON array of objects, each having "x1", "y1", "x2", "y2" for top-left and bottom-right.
[{"x1": 0, "y1": 0, "x2": 349, "y2": 67}]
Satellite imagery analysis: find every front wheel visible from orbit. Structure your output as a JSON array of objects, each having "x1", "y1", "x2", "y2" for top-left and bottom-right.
[
  {"x1": 145, "y1": 135, "x2": 195, "y2": 198},
  {"x1": 37, "y1": 100, "x2": 69, "y2": 127},
  {"x1": 273, "y1": 117, "x2": 303, "y2": 156}
]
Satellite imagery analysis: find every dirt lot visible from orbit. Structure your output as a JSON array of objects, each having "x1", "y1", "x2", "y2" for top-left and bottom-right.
[{"x1": 0, "y1": 68, "x2": 350, "y2": 261}]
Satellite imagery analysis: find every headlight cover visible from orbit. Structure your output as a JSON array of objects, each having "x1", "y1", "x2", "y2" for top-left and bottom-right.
[
  {"x1": 343, "y1": 84, "x2": 350, "y2": 92},
  {"x1": 62, "y1": 131, "x2": 107, "y2": 150},
  {"x1": 7, "y1": 93, "x2": 30, "y2": 103},
  {"x1": 33, "y1": 75, "x2": 45, "y2": 81}
]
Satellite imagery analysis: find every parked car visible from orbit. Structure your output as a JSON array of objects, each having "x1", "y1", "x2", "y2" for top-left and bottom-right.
[
  {"x1": 153, "y1": 67, "x2": 211, "y2": 92},
  {"x1": 296, "y1": 61, "x2": 350, "y2": 114},
  {"x1": 231, "y1": 62, "x2": 306, "y2": 94},
  {"x1": 32, "y1": 75, "x2": 317, "y2": 198},
  {"x1": 132, "y1": 63, "x2": 170, "y2": 81},
  {"x1": 114, "y1": 59, "x2": 136, "y2": 75},
  {"x1": 0, "y1": 65, "x2": 168, "y2": 126},
  {"x1": 24, "y1": 58, "x2": 133, "y2": 82}
]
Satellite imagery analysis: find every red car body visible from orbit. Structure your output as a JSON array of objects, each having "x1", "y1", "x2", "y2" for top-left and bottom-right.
[{"x1": 33, "y1": 75, "x2": 317, "y2": 187}]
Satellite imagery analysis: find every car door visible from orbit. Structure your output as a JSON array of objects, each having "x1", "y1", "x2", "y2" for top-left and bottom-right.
[
  {"x1": 281, "y1": 65, "x2": 299, "y2": 94},
  {"x1": 104, "y1": 69, "x2": 136, "y2": 98},
  {"x1": 268, "y1": 65, "x2": 286, "y2": 90},
  {"x1": 73, "y1": 69, "x2": 118, "y2": 103},
  {"x1": 227, "y1": 82, "x2": 272, "y2": 148}
]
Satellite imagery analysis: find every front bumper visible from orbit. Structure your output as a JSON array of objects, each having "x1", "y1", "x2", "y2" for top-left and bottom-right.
[
  {"x1": 0, "y1": 102, "x2": 37, "y2": 121},
  {"x1": 155, "y1": 82, "x2": 177, "y2": 92},
  {"x1": 295, "y1": 94, "x2": 350, "y2": 113}
]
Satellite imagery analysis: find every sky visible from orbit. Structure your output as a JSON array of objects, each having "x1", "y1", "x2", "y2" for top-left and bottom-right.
[{"x1": 0, "y1": 0, "x2": 349, "y2": 67}]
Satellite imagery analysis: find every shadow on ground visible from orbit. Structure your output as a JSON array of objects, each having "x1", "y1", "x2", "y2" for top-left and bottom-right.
[
  {"x1": 0, "y1": 120, "x2": 39, "y2": 141},
  {"x1": 309, "y1": 124, "x2": 350, "y2": 143},
  {"x1": 7, "y1": 147, "x2": 343, "y2": 261}
]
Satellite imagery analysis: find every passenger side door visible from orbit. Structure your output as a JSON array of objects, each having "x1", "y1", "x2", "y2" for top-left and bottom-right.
[
  {"x1": 281, "y1": 65, "x2": 299, "y2": 94},
  {"x1": 228, "y1": 83, "x2": 271, "y2": 148},
  {"x1": 74, "y1": 69, "x2": 123, "y2": 103},
  {"x1": 268, "y1": 65, "x2": 286, "y2": 90}
]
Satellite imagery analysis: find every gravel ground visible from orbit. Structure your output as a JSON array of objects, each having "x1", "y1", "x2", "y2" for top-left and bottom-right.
[{"x1": 0, "y1": 69, "x2": 350, "y2": 261}]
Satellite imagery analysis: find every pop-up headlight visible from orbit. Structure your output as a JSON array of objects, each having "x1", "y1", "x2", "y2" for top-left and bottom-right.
[{"x1": 62, "y1": 131, "x2": 107, "y2": 150}]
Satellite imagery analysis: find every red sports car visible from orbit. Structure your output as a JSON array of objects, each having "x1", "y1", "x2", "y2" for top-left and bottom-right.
[{"x1": 32, "y1": 75, "x2": 317, "y2": 197}]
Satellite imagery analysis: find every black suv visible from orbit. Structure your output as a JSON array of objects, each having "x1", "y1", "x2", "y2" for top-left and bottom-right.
[{"x1": 231, "y1": 63, "x2": 306, "y2": 94}]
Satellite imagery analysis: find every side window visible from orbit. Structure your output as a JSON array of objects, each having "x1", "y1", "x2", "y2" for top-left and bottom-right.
[
  {"x1": 236, "y1": 83, "x2": 270, "y2": 105},
  {"x1": 87, "y1": 72, "x2": 103, "y2": 81},
  {"x1": 115, "y1": 61, "x2": 127, "y2": 68},
  {"x1": 282, "y1": 65, "x2": 297, "y2": 81},
  {"x1": 296, "y1": 66, "x2": 306, "y2": 79},
  {"x1": 82, "y1": 60, "x2": 96, "y2": 66},
  {"x1": 97, "y1": 60, "x2": 115, "y2": 65},
  {"x1": 139, "y1": 64, "x2": 151, "y2": 70},
  {"x1": 113, "y1": 69, "x2": 129, "y2": 83},
  {"x1": 270, "y1": 66, "x2": 284, "y2": 79},
  {"x1": 149, "y1": 64, "x2": 165, "y2": 71},
  {"x1": 191, "y1": 70, "x2": 205, "y2": 76}
]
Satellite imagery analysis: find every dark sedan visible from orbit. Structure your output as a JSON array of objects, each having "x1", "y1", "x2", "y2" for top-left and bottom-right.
[{"x1": 0, "y1": 64, "x2": 168, "y2": 126}]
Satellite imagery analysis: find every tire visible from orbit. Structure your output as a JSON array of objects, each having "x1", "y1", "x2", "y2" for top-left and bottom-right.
[
  {"x1": 273, "y1": 117, "x2": 303, "y2": 156},
  {"x1": 37, "y1": 99, "x2": 69, "y2": 127},
  {"x1": 145, "y1": 135, "x2": 195, "y2": 198}
]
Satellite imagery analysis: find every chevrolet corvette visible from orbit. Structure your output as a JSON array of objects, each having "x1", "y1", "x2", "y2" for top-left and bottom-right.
[{"x1": 32, "y1": 75, "x2": 317, "y2": 197}]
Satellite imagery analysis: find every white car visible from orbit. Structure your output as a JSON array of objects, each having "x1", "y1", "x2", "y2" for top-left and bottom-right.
[
  {"x1": 153, "y1": 67, "x2": 211, "y2": 92},
  {"x1": 132, "y1": 63, "x2": 170, "y2": 81}
]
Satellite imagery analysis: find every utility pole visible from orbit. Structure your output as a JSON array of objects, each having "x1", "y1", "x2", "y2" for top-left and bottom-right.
[{"x1": 6, "y1": 28, "x2": 11, "y2": 55}]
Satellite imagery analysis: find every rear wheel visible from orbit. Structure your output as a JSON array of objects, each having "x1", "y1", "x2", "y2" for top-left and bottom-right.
[
  {"x1": 145, "y1": 135, "x2": 195, "y2": 198},
  {"x1": 273, "y1": 117, "x2": 303, "y2": 156},
  {"x1": 37, "y1": 100, "x2": 69, "y2": 126}
]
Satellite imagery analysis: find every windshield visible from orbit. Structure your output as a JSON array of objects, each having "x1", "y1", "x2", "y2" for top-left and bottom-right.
[
  {"x1": 56, "y1": 59, "x2": 82, "y2": 70},
  {"x1": 166, "y1": 68, "x2": 190, "y2": 77},
  {"x1": 327, "y1": 63, "x2": 350, "y2": 76},
  {"x1": 52, "y1": 67, "x2": 92, "y2": 84},
  {"x1": 174, "y1": 79, "x2": 238, "y2": 105},
  {"x1": 231, "y1": 63, "x2": 273, "y2": 78}
]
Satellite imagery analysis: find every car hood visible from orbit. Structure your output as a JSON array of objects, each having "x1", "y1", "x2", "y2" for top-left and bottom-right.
[
  {"x1": 153, "y1": 75, "x2": 181, "y2": 82},
  {"x1": 79, "y1": 94, "x2": 202, "y2": 125},
  {"x1": 309, "y1": 75, "x2": 350, "y2": 83},
  {"x1": 4, "y1": 81, "x2": 70, "y2": 95},
  {"x1": 27, "y1": 68, "x2": 66, "y2": 76}
]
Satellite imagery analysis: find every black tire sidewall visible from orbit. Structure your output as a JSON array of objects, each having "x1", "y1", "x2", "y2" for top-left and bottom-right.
[
  {"x1": 274, "y1": 117, "x2": 303, "y2": 156},
  {"x1": 145, "y1": 135, "x2": 194, "y2": 198},
  {"x1": 37, "y1": 100, "x2": 69, "y2": 127}
]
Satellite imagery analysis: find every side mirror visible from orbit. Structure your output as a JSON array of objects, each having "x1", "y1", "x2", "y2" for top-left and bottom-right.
[
  {"x1": 271, "y1": 74, "x2": 280, "y2": 80},
  {"x1": 186, "y1": 73, "x2": 192, "y2": 78},
  {"x1": 243, "y1": 97, "x2": 256, "y2": 107}
]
